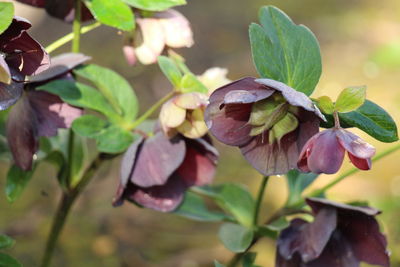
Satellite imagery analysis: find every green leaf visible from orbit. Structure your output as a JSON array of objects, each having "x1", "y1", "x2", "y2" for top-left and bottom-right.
[
  {"x1": 335, "y1": 86, "x2": 366, "y2": 113},
  {"x1": 122, "y1": 0, "x2": 186, "y2": 11},
  {"x1": 214, "y1": 260, "x2": 225, "y2": 267},
  {"x1": 249, "y1": 6, "x2": 322, "y2": 96},
  {"x1": 158, "y1": 56, "x2": 183, "y2": 88},
  {"x1": 316, "y1": 96, "x2": 334, "y2": 114},
  {"x1": 0, "y1": 3, "x2": 14, "y2": 35},
  {"x1": 320, "y1": 100, "x2": 398, "y2": 143},
  {"x1": 84, "y1": 0, "x2": 135, "y2": 31},
  {"x1": 286, "y1": 169, "x2": 319, "y2": 207},
  {"x1": 180, "y1": 73, "x2": 208, "y2": 94},
  {"x1": 6, "y1": 165, "x2": 35, "y2": 203},
  {"x1": 242, "y1": 252, "x2": 262, "y2": 267},
  {"x1": 95, "y1": 125, "x2": 134, "y2": 153},
  {"x1": 72, "y1": 115, "x2": 109, "y2": 138},
  {"x1": 197, "y1": 184, "x2": 255, "y2": 227},
  {"x1": 0, "y1": 235, "x2": 15, "y2": 250},
  {"x1": 174, "y1": 192, "x2": 230, "y2": 222},
  {"x1": 69, "y1": 135, "x2": 88, "y2": 187},
  {"x1": 74, "y1": 64, "x2": 139, "y2": 124},
  {"x1": 218, "y1": 223, "x2": 254, "y2": 253},
  {"x1": 0, "y1": 135, "x2": 10, "y2": 161},
  {"x1": 0, "y1": 253, "x2": 22, "y2": 267},
  {"x1": 38, "y1": 80, "x2": 121, "y2": 123}
]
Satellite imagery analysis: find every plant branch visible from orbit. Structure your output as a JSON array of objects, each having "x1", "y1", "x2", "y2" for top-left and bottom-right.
[
  {"x1": 253, "y1": 176, "x2": 269, "y2": 226},
  {"x1": 71, "y1": 0, "x2": 82, "y2": 53},
  {"x1": 45, "y1": 22, "x2": 101, "y2": 54},
  {"x1": 129, "y1": 91, "x2": 176, "y2": 130}
]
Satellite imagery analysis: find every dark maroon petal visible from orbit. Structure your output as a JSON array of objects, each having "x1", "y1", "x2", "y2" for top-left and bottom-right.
[
  {"x1": 336, "y1": 129, "x2": 376, "y2": 159},
  {"x1": 3, "y1": 32, "x2": 50, "y2": 76},
  {"x1": 28, "y1": 53, "x2": 91, "y2": 83},
  {"x1": 120, "y1": 137, "x2": 145, "y2": 188},
  {"x1": 44, "y1": 0, "x2": 93, "y2": 23},
  {"x1": 240, "y1": 131, "x2": 298, "y2": 176},
  {"x1": 255, "y1": 78, "x2": 325, "y2": 121},
  {"x1": 305, "y1": 231, "x2": 359, "y2": 267},
  {"x1": 205, "y1": 77, "x2": 265, "y2": 146},
  {"x1": 130, "y1": 132, "x2": 186, "y2": 187},
  {"x1": 278, "y1": 207, "x2": 337, "y2": 263},
  {"x1": 0, "y1": 17, "x2": 31, "y2": 46},
  {"x1": 6, "y1": 94, "x2": 38, "y2": 170},
  {"x1": 177, "y1": 138, "x2": 218, "y2": 187},
  {"x1": 275, "y1": 252, "x2": 301, "y2": 267},
  {"x1": 348, "y1": 153, "x2": 371, "y2": 170},
  {"x1": 27, "y1": 91, "x2": 82, "y2": 137},
  {"x1": 306, "y1": 130, "x2": 345, "y2": 174},
  {"x1": 126, "y1": 174, "x2": 187, "y2": 212},
  {"x1": 306, "y1": 197, "x2": 380, "y2": 216},
  {"x1": 14, "y1": 0, "x2": 45, "y2": 8},
  {"x1": 223, "y1": 88, "x2": 274, "y2": 105},
  {"x1": 112, "y1": 182, "x2": 126, "y2": 207},
  {"x1": 0, "y1": 71, "x2": 24, "y2": 110}
]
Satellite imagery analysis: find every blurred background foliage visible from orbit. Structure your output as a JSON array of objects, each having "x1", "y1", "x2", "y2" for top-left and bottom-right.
[{"x1": 1, "y1": 0, "x2": 400, "y2": 266}]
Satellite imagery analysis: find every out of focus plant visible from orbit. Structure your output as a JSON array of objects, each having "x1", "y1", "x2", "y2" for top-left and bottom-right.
[{"x1": 0, "y1": 1, "x2": 399, "y2": 267}]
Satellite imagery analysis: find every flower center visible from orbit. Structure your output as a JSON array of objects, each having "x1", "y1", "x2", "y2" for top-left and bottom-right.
[{"x1": 248, "y1": 93, "x2": 299, "y2": 142}]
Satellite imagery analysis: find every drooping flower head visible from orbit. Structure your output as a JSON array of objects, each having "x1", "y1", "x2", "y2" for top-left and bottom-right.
[
  {"x1": 205, "y1": 77, "x2": 325, "y2": 176},
  {"x1": 6, "y1": 53, "x2": 90, "y2": 170},
  {"x1": 159, "y1": 92, "x2": 208, "y2": 139},
  {"x1": 0, "y1": 17, "x2": 50, "y2": 109},
  {"x1": 123, "y1": 9, "x2": 193, "y2": 65},
  {"x1": 298, "y1": 128, "x2": 376, "y2": 174},
  {"x1": 113, "y1": 131, "x2": 218, "y2": 212},
  {"x1": 276, "y1": 198, "x2": 390, "y2": 267},
  {"x1": 15, "y1": 0, "x2": 93, "y2": 23}
]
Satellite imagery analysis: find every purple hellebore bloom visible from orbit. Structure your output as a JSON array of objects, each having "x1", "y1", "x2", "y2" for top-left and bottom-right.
[
  {"x1": 113, "y1": 131, "x2": 218, "y2": 212},
  {"x1": 15, "y1": 0, "x2": 93, "y2": 23},
  {"x1": 205, "y1": 77, "x2": 325, "y2": 176},
  {"x1": 297, "y1": 128, "x2": 376, "y2": 174},
  {"x1": 6, "y1": 53, "x2": 90, "y2": 170},
  {"x1": 276, "y1": 198, "x2": 390, "y2": 267}
]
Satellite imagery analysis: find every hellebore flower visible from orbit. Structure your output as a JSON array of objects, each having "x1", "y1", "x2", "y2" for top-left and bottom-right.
[
  {"x1": 123, "y1": 9, "x2": 193, "y2": 65},
  {"x1": 276, "y1": 197, "x2": 390, "y2": 267},
  {"x1": 0, "y1": 17, "x2": 50, "y2": 83},
  {"x1": 298, "y1": 128, "x2": 376, "y2": 174},
  {"x1": 113, "y1": 131, "x2": 218, "y2": 212},
  {"x1": 15, "y1": 0, "x2": 93, "y2": 23},
  {"x1": 159, "y1": 92, "x2": 209, "y2": 139},
  {"x1": 205, "y1": 77, "x2": 325, "y2": 176},
  {"x1": 6, "y1": 53, "x2": 90, "y2": 170}
]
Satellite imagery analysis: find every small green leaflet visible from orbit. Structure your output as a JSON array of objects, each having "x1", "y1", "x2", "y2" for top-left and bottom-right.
[
  {"x1": 218, "y1": 223, "x2": 254, "y2": 253},
  {"x1": 335, "y1": 86, "x2": 366, "y2": 113},
  {"x1": 122, "y1": 0, "x2": 186, "y2": 11},
  {"x1": 249, "y1": 6, "x2": 322, "y2": 96},
  {"x1": 0, "y1": 2, "x2": 14, "y2": 35},
  {"x1": 6, "y1": 165, "x2": 36, "y2": 203}
]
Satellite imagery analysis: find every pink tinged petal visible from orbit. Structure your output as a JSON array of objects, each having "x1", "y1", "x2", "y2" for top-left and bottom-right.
[
  {"x1": 135, "y1": 17, "x2": 165, "y2": 65},
  {"x1": 336, "y1": 129, "x2": 376, "y2": 159},
  {"x1": 156, "y1": 9, "x2": 194, "y2": 48},
  {"x1": 0, "y1": 56, "x2": 11, "y2": 84},
  {"x1": 6, "y1": 94, "x2": 38, "y2": 170},
  {"x1": 348, "y1": 153, "x2": 371, "y2": 170},
  {"x1": 306, "y1": 130, "x2": 345, "y2": 174},
  {"x1": 128, "y1": 174, "x2": 187, "y2": 212},
  {"x1": 223, "y1": 89, "x2": 274, "y2": 105},
  {"x1": 28, "y1": 91, "x2": 82, "y2": 137},
  {"x1": 130, "y1": 132, "x2": 186, "y2": 187},
  {"x1": 240, "y1": 131, "x2": 299, "y2": 176},
  {"x1": 159, "y1": 99, "x2": 186, "y2": 129},
  {"x1": 0, "y1": 71, "x2": 24, "y2": 110},
  {"x1": 28, "y1": 53, "x2": 91, "y2": 83},
  {"x1": 173, "y1": 92, "x2": 208, "y2": 109},
  {"x1": 255, "y1": 78, "x2": 326, "y2": 121},
  {"x1": 123, "y1": 45, "x2": 137, "y2": 66},
  {"x1": 177, "y1": 138, "x2": 218, "y2": 187},
  {"x1": 296, "y1": 117, "x2": 320, "y2": 172}
]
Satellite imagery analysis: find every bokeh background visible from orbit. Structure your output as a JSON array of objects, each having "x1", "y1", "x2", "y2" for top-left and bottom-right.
[{"x1": 1, "y1": 0, "x2": 400, "y2": 266}]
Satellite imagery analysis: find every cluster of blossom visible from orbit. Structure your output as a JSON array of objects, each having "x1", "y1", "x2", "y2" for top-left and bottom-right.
[{"x1": 0, "y1": 2, "x2": 390, "y2": 266}]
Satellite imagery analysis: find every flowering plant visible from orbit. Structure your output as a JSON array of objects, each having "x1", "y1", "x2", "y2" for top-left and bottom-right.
[{"x1": 0, "y1": 1, "x2": 398, "y2": 267}]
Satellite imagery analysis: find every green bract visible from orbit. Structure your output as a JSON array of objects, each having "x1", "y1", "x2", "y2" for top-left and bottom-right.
[
  {"x1": 316, "y1": 96, "x2": 335, "y2": 114},
  {"x1": 249, "y1": 6, "x2": 322, "y2": 96},
  {"x1": 335, "y1": 86, "x2": 366, "y2": 113}
]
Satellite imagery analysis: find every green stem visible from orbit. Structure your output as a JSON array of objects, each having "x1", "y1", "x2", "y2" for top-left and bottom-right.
[
  {"x1": 40, "y1": 155, "x2": 105, "y2": 267},
  {"x1": 252, "y1": 176, "x2": 269, "y2": 226},
  {"x1": 45, "y1": 22, "x2": 101, "y2": 54},
  {"x1": 129, "y1": 91, "x2": 176, "y2": 130},
  {"x1": 289, "y1": 142, "x2": 400, "y2": 208},
  {"x1": 71, "y1": 0, "x2": 82, "y2": 53}
]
